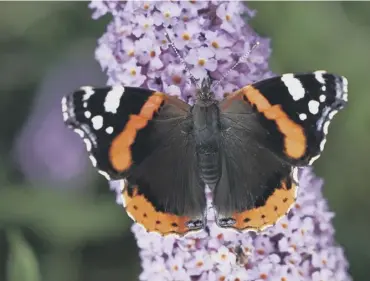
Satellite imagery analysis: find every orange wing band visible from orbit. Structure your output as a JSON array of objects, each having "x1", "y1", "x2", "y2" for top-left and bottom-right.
[
  {"x1": 109, "y1": 93, "x2": 165, "y2": 172},
  {"x1": 231, "y1": 179, "x2": 297, "y2": 231},
  {"x1": 242, "y1": 86, "x2": 306, "y2": 159},
  {"x1": 122, "y1": 186, "x2": 193, "y2": 236}
]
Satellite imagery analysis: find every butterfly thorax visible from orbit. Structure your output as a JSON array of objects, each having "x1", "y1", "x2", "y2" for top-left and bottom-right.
[{"x1": 192, "y1": 101, "x2": 221, "y2": 188}]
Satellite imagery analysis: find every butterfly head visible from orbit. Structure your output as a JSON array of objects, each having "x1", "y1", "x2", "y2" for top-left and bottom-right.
[{"x1": 196, "y1": 77, "x2": 215, "y2": 105}]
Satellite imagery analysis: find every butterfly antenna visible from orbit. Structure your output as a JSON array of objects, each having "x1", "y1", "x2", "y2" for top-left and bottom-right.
[
  {"x1": 165, "y1": 32, "x2": 203, "y2": 93},
  {"x1": 211, "y1": 41, "x2": 260, "y2": 92}
]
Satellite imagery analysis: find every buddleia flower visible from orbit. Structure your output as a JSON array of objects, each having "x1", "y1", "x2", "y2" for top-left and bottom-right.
[{"x1": 91, "y1": 1, "x2": 351, "y2": 280}]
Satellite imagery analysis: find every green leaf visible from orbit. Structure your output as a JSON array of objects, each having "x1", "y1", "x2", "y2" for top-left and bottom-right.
[
  {"x1": 0, "y1": 186, "x2": 129, "y2": 245},
  {"x1": 6, "y1": 228, "x2": 41, "y2": 281}
]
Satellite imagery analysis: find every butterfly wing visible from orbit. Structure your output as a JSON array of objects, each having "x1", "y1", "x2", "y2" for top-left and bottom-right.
[
  {"x1": 221, "y1": 72, "x2": 348, "y2": 166},
  {"x1": 62, "y1": 86, "x2": 206, "y2": 235},
  {"x1": 215, "y1": 72, "x2": 348, "y2": 231},
  {"x1": 216, "y1": 101, "x2": 298, "y2": 231}
]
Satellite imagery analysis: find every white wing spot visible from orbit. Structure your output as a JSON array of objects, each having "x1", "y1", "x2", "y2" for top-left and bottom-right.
[
  {"x1": 73, "y1": 129, "x2": 84, "y2": 138},
  {"x1": 341, "y1": 76, "x2": 348, "y2": 102},
  {"x1": 91, "y1": 115, "x2": 104, "y2": 130},
  {"x1": 61, "y1": 97, "x2": 67, "y2": 112},
  {"x1": 281, "y1": 74, "x2": 305, "y2": 101},
  {"x1": 292, "y1": 167, "x2": 299, "y2": 183},
  {"x1": 343, "y1": 93, "x2": 348, "y2": 102},
  {"x1": 98, "y1": 170, "x2": 111, "y2": 180},
  {"x1": 342, "y1": 76, "x2": 348, "y2": 91},
  {"x1": 328, "y1": 109, "x2": 338, "y2": 119},
  {"x1": 299, "y1": 113, "x2": 307, "y2": 121},
  {"x1": 320, "y1": 138, "x2": 327, "y2": 151},
  {"x1": 309, "y1": 154, "x2": 320, "y2": 165},
  {"x1": 83, "y1": 102, "x2": 88, "y2": 108},
  {"x1": 84, "y1": 111, "x2": 92, "y2": 118},
  {"x1": 314, "y1": 70, "x2": 326, "y2": 84},
  {"x1": 106, "y1": 126, "x2": 114, "y2": 134},
  {"x1": 89, "y1": 155, "x2": 97, "y2": 167},
  {"x1": 321, "y1": 85, "x2": 326, "y2": 92},
  {"x1": 323, "y1": 121, "x2": 330, "y2": 134},
  {"x1": 308, "y1": 100, "x2": 320, "y2": 115},
  {"x1": 80, "y1": 86, "x2": 95, "y2": 101},
  {"x1": 63, "y1": 112, "x2": 69, "y2": 121},
  {"x1": 319, "y1": 95, "x2": 326, "y2": 102},
  {"x1": 104, "y1": 85, "x2": 125, "y2": 114},
  {"x1": 84, "y1": 138, "x2": 92, "y2": 151}
]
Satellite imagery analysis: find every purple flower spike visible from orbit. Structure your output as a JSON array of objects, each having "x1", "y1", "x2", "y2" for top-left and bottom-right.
[
  {"x1": 90, "y1": 0, "x2": 272, "y2": 102},
  {"x1": 91, "y1": 1, "x2": 351, "y2": 280}
]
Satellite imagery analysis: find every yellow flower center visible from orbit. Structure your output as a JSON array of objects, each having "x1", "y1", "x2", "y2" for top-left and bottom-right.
[
  {"x1": 172, "y1": 75, "x2": 182, "y2": 84},
  {"x1": 196, "y1": 261, "x2": 203, "y2": 267},
  {"x1": 198, "y1": 58, "x2": 206, "y2": 66},
  {"x1": 143, "y1": 23, "x2": 149, "y2": 29},
  {"x1": 128, "y1": 50, "x2": 134, "y2": 57},
  {"x1": 260, "y1": 273, "x2": 268, "y2": 280},
  {"x1": 226, "y1": 14, "x2": 231, "y2": 21},
  {"x1": 257, "y1": 249, "x2": 265, "y2": 255},
  {"x1": 211, "y1": 41, "x2": 219, "y2": 49},
  {"x1": 182, "y1": 33, "x2": 190, "y2": 41},
  {"x1": 164, "y1": 11, "x2": 171, "y2": 18},
  {"x1": 150, "y1": 50, "x2": 156, "y2": 57},
  {"x1": 130, "y1": 69, "x2": 136, "y2": 76},
  {"x1": 143, "y1": 3, "x2": 149, "y2": 10}
]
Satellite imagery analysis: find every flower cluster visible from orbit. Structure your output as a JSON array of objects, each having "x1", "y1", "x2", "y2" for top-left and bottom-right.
[
  {"x1": 91, "y1": 1, "x2": 351, "y2": 280},
  {"x1": 90, "y1": 0, "x2": 273, "y2": 102}
]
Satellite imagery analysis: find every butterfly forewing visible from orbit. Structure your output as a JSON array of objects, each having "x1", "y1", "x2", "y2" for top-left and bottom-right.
[{"x1": 220, "y1": 71, "x2": 348, "y2": 166}]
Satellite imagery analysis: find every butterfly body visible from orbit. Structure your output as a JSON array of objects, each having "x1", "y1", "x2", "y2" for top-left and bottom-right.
[
  {"x1": 62, "y1": 71, "x2": 348, "y2": 236},
  {"x1": 192, "y1": 99, "x2": 222, "y2": 187}
]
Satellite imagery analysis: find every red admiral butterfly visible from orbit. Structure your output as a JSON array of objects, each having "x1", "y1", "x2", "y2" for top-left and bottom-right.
[{"x1": 62, "y1": 71, "x2": 347, "y2": 236}]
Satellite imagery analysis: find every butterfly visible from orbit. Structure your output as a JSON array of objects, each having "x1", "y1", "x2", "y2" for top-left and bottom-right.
[{"x1": 62, "y1": 71, "x2": 347, "y2": 236}]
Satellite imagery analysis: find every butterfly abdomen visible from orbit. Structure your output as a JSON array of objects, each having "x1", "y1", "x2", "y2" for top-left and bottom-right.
[
  {"x1": 192, "y1": 102, "x2": 221, "y2": 187},
  {"x1": 197, "y1": 152, "x2": 220, "y2": 187}
]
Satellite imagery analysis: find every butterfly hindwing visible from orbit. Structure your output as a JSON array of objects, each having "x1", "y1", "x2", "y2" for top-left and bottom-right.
[{"x1": 62, "y1": 86, "x2": 206, "y2": 235}]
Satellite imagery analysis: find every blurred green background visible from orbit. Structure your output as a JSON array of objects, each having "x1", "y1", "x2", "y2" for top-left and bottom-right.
[{"x1": 0, "y1": 2, "x2": 369, "y2": 281}]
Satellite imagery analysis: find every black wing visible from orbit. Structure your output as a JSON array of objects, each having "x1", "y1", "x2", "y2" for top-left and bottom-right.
[
  {"x1": 233, "y1": 72, "x2": 348, "y2": 166},
  {"x1": 214, "y1": 71, "x2": 347, "y2": 231},
  {"x1": 62, "y1": 86, "x2": 206, "y2": 235}
]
